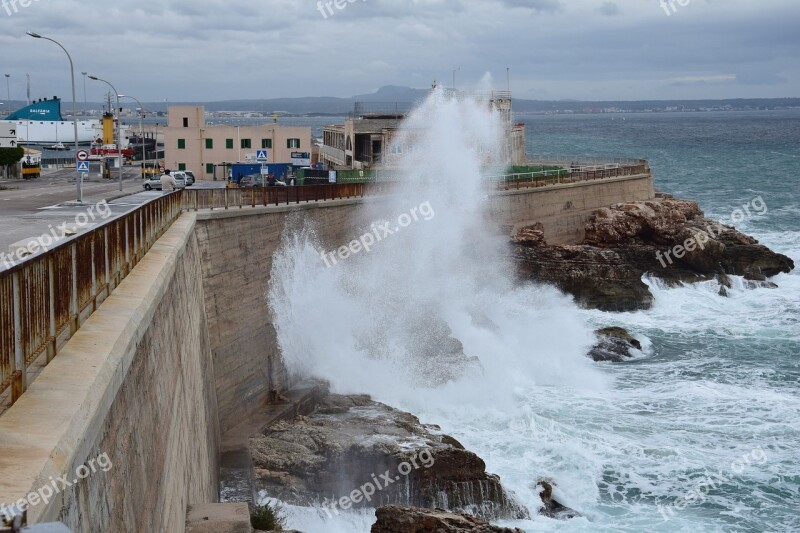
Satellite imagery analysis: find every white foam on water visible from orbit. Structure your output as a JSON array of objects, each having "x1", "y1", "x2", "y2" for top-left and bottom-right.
[{"x1": 267, "y1": 89, "x2": 800, "y2": 532}]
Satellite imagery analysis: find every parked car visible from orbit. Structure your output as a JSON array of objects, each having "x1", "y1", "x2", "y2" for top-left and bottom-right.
[
  {"x1": 238, "y1": 174, "x2": 265, "y2": 188},
  {"x1": 143, "y1": 174, "x2": 186, "y2": 191},
  {"x1": 171, "y1": 171, "x2": 194, "y2": 186}
]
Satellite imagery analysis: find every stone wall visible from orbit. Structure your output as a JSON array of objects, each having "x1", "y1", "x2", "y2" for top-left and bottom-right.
[
  {"x1": 194, "y1": 200, "x2": 370, "y2": 435},
  {"x1": 196, "y1": 173, "x2": 654, "y2": 436},
  {"x1": 0, "y1": 215, "x2": 220, "y2": 532},
  {"x1": 489, "y1": 174, "x2": 655, "y2": 244}
]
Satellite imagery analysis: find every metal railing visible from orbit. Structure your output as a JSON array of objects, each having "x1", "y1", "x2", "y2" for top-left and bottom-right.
[
  {"x1": 0, "y1": 192, "x2": 183, "y2": 406},
  {"x1": 491, "y1": 161, "x2": 649, "y2": 191},
  {"x1": 181, "y1": 183, "x2": 389, "y2": 210}
]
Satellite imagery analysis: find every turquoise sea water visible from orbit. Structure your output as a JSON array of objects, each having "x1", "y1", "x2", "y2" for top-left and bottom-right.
[
  {"x1": 273, "y1": 109, "x2": 800, "y2": 532},
  {"x1": 484, "y1": 110, "x2": 800, "y2": 531}
]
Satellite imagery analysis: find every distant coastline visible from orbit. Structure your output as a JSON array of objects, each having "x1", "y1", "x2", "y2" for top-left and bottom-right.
[{"x1": 2, "y1": 85, "x2": 798, "y2": 117}]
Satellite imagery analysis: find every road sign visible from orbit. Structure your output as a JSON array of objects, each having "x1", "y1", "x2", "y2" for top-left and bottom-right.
[
  {"x1": 256, "y1": 149, "x2": 268, "y2": 162},
  {"x1": 76, "y1": 150, "x2": 89, "y2": 161},
  {"x1": 77, "y1": 161, "x2": 90, "y2": 173},
  {"x1": 260, "y1": 167, "x2": 270, "y2": 176},
  {"x1": 0, "y1": 123, "x2": 16, "y2": 148}
]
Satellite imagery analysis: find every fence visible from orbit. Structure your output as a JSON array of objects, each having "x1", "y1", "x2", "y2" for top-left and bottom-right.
[
  {"x1": 491, "y1": 160, "x2": 649, "y2": 190},
  {"x1": 181, "y1": 182, "x2": 389, "y2": 210},
  {"x1": 0, "y1": 192, "x2": 183, "y2": 407}
]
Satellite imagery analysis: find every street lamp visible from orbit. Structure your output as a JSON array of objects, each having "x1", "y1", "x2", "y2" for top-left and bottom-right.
[
  {"x1": 119, "y1": 95, "x2": 145, "y2": 164},
  {"x1": 81, "y1": 71, "x2": 87, "y2": 113},
  {"x1": 4, "y1": 74, "x2": 9, "y2": 104},
  {"x1": 26, "y1": 31, "x2": 82, "y2": 202},
  {"x1": 88, "y1": 75, "x2": 123, "y2": 191}
]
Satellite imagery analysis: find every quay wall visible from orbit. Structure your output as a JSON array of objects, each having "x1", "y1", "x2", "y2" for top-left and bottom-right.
[
  {"x1": 0, "y1": 171, "x2": 653, "y2": 531},
  {"x1": 0, "y1": 215, "x2": 220, "y2": 532}
]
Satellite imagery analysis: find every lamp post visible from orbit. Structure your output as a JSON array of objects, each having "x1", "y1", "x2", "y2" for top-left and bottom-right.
[
  {"x1": 81, "y1": 71, "x2": 87, "y2": 113},
  {"x1": 26, "y1": 32, "x2": 81, "y2": 203},
  {"x1": 4, "y1": 74, "x2": 9, "y2": 104},
  {"x1": 88, "y1": 75, "x2": 123, "y2": 191},
  {"x1": 119, "y1": 95, "x2": 145, "y2": 164}
]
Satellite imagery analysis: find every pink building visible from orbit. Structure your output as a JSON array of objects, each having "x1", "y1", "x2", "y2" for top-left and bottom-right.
[{"x1": 164, "y1": 106, "x2": 312, "y2": 180}]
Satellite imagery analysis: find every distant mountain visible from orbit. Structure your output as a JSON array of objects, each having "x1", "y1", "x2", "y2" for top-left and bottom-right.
[
  {"x1": 31, "y1": 86, "x2": 798, "y2": 116},
  {"x1": 195, "y1": 87, "x2": 800, "y2": 115}
]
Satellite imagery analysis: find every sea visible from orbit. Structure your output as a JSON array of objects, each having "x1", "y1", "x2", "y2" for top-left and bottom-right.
[{"x1": 266, "y1": 104, "x2": 800, "y2": 532}]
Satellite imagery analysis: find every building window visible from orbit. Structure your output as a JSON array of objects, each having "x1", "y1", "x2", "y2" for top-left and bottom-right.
[
  {"x1": 178, "y1": 163, "x2": 186, "y2": 171},
  {"x1": 226, "y1": 138, "x2": 234, "y2": 149},
  {"x1": 261, "y1": 138, "x2": 272, "y2": 149},
  {"x1": 287, "y1": 138, "x2": 301, "y2": 149},
  {"x1": 182, "y1": 118, "x2": 189, "y2": 128},
  {"x1": 346, "y1": 136, "x2": 352, "y2": 151},
  {"x1": 206, "y1": 163, "x2": 214, "y2": 174},
  {"x1": 178, "y1": 139, "x2": 186, "y2": 149},
  {"x1": 205, "y1": 138, "x2": 213, "y2": 149},
  {"x1": 241, "y1": 138, "x2": 252, "y2": 149}
]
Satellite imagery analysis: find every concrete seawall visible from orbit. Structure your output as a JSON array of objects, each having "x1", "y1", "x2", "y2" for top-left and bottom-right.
[
  {"x1": 489, "y1": 174, "x2": 656, "y2": 244},
  {"x1": 0, "y1": 172, "x2": 653, "y2": 531},
  {"x1": 0, "y1": 215, "x2": 220, "y2": 532},
  {"x1": 194, "y1": 199, "x2": 372, "y2": 435}
]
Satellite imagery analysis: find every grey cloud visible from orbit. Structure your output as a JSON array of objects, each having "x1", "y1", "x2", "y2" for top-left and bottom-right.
[
  {"x1": 496, "y1": 0, "x2": 564, "y2": 13},
  {"x1": 598, "y1": 2, "x2": 620, "y2": 16}
]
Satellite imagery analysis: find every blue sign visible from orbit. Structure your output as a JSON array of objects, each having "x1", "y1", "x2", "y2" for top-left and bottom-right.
[
  {"x1": 256, "y1": 149, "x2": 268, "y2": 162},
  {"x1": 77, "y1": 161, "x2": 90, "y2": 173}
]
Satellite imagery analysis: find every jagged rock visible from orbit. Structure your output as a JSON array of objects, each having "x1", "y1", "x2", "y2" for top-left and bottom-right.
[
  {"x1": 514, "y1": 197, "x2": 794, "y2": 311},
  {"x1": 744, "y1": 280, "x2": 779, "y2": 290},
  {"x1": 370, "y1": 506, "x2": 525, "y2": 533},
  {"x1": 535, "y1": 480, "x2": 581, "y2": 520},
  {"x1": 251, "y1": 394, "x2": 529, "y2": 521},
  {"x1": 588, "y1": 327, "x2": 642, "y2": 362},
  {"x1": 511, "y1": 223, "x2": 547, "y2": 246}
]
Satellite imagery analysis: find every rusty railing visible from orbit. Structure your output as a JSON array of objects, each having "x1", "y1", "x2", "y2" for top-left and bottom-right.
[
  {"x1": 0, "y1": 192, "x2": 183, "y2": 406},
  {"x1": 181, "y1": 182, "x2": 388, "y2": 210}
]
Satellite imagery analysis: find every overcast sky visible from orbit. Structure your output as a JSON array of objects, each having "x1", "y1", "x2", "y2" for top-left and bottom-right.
[{"x1": 1, "y1": 0, "x2": 798, "y2": 104}]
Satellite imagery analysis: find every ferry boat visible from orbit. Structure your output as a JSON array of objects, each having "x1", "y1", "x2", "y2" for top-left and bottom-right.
[{"x1": 1, "y1": 97, "x2": 99, "y2": 145}]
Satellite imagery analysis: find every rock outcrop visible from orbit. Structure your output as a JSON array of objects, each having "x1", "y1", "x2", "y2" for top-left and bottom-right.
[
  {"x1": 371, "y1": 506, "x2": 525, "y2": 533},
  {"x1": 534, "y1": 480, "x2": 582, "y2": 520},
  {"x1": 588, "y1": 327, "x2": 642, "y2": 362},
  {"x1": 251, "y1": 394, "x2": 528, "y2": 521},
  {"x1": 513, "y1": 197, "x2": 794, "y2": 311}
]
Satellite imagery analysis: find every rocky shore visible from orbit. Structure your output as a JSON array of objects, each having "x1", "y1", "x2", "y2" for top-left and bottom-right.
[
  {"x1": 513, "y1": 196, "x2": 794, "y2": 311},
  {"x1": 251, "y1": 394, "x2": 529, "y2": 523}
]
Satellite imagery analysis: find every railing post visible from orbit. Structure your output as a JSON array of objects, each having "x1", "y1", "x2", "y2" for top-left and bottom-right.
[
  {"x1": 224, "y1": 189, "x2": 229, "y2": 210},
  {"x1": 47, "y1": 255, "x2": 56, "y2": 362},
  {"x1": 90, "y1": 236, "x2": 97, "y2": 313},
  {"x1": 124, "y1": 218, "x2": 130, "y2": 273},
  {"x1": 11, "y1": 271, "x2": 26, "y2": 402},
  {"x1": 104, "y1": 226, "x2": 110, "y2": 294},
  {"x1": 70, "y1": 243, "x2": 78, "y2": 334}
]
